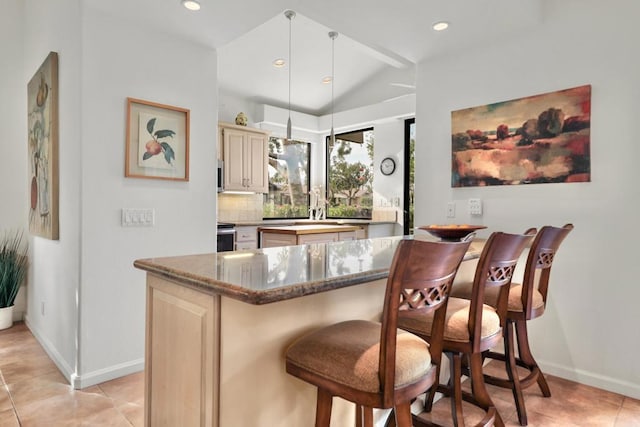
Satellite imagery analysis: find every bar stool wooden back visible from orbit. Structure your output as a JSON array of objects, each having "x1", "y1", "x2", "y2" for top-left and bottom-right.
[
  {"x1": 398, "y1": 230, "x2": 535, "y2": 427},
  {"x1": 481, "y1": 223, "x2": 573, "y2": 425},
  {"x1": 285, "y1": 237, "x2": 471, "y2": 427}
]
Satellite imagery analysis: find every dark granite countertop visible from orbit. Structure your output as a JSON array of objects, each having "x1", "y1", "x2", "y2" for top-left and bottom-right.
[{"x1": 134, "y1": 236, "x2": 483, "y2": 305}]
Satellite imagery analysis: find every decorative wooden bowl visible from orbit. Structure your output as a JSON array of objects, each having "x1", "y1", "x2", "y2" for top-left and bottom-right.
[{"x1": 418, "y1": 224, "x2": 487, "y2": 241}]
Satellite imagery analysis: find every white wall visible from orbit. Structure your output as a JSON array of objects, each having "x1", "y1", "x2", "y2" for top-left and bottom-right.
[
  {"x1": 76, "y1": 6, "x2": 218, "y2": 386},
  {"x1": 415, "y1": 0, "x2": 640, "y2": 397},
  {"x1": 0, "y1": 0, "x2": 27, "y2": 230},
  {"x1": 9, "y1": 0, "x2": 218, "y2": 388},
  {"x1": 22, "y1": 0, "x2": 83, "y2": 381},
  {"x1": 372, "y1": 119, "x2": 405, "y2": 227},
  {"x1": 0, "y1": 0, "x2": 28, "y2": 321}
]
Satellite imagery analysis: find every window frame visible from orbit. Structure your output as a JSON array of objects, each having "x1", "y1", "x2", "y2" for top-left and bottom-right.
[
  {"x1": 262, "y1": 137, "x2": 311, "y2": 220},
  {"x1": 325, "y1": 127, "x2": 374, "y2": 220}
]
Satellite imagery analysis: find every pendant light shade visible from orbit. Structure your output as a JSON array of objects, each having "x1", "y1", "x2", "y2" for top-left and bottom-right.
[
  {"x1": 328, "y1": 31, "x2": 338, "y2": 146},
  {"x1": 284, "y1": 10, "x2": 296, "y2": 140}
]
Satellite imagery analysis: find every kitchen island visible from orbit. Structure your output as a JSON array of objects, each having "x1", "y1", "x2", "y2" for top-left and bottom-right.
[
  {"x1": 259, "y1": 223, "x2": 361, "y2": 247},
  {"x1": 134, "y1": 236, "x2": 482, "y2": 426}
]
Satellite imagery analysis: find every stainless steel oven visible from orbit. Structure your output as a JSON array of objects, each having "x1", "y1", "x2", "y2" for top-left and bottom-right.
[{"x1": 217, "y1": 222, "x2": 235, "y2": 252}]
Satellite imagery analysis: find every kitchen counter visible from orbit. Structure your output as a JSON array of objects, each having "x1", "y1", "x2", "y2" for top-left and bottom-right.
[
  {"x1": 231, "y1": 218, "x2": 397, "y2": 226},
  {"x1": 134, "y1": 236, "x2": 483, "y2": 305},
  {"x1": 134, "y1": 236, "x2": 483, "y2": 426},
  {"x1": 258, "y1": 224, "x2": 361, "y2": 235}
]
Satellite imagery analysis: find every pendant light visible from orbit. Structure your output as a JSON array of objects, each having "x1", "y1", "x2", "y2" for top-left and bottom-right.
[
  {"x1": 284, "y1": 10, "x2": 296, "y2": 140},
  {"x1": 328, "y1": 31, "x2": 338, "y2": 146}
]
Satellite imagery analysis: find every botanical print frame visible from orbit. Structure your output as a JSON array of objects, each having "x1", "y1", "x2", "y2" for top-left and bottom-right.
[
  {"x1": 451, "y1": 85, "x2": 591, "y2": 187},
  {"x1": 125, "y1": 98, "x2": 190, "y2": 181},
  {"x1": 28, "y1": 51, "x2": 59, "y2": 240}
]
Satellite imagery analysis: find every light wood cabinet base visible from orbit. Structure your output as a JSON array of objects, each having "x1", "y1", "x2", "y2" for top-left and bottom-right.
[{"x1": 145, "y1": 275, "x2": 220, "y2": 427}]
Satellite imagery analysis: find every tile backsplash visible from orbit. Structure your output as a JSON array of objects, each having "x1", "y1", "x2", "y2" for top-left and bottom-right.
[
  {"x1": 218, "y1": 193, "x2": 400, "y2": 223},
  {"x1": 218, "y1": 193, "x2": 264, "y2": 222}
]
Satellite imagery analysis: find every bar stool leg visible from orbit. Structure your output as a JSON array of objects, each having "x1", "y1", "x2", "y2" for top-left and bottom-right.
[
  {"x1": 449, "y1": 352, "x2": 466, "y2": 427},
  {"x1": 505, "y1": 320, "x2": 528, "y2": 425},
  {"x1": 394, "y1": 402, "x2": 413, "y2": 427},
  {"x1": 469, "y1": 352, "x2": 504, "y2": 427},
  {"x1": 316, "y1": 389, "x2": 333, "y2": 427},
  {"x1": 515, "y1": 320, "x2": 550, "y2": 397}
]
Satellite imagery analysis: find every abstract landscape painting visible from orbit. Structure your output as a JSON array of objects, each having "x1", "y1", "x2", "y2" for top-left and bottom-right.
[{"x1": 451, "y1": 85, "x2": 591, "y2": 187}]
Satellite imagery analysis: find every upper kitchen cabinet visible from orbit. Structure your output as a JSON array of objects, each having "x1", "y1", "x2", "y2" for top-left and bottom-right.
[{"x1": 219, "y1": 122, "x2": 269, "y2": 193}]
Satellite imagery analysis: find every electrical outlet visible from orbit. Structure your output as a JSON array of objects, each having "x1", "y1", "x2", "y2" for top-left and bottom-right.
[
  {"x1": 469, "y1": 198, "x2": 482, "y2": 216},
  {"x1": 446, "y1": 202, "x2": 456, "y2": 218},
  {"x1": 122, "y1": 208, "x2": 155, "y2": 227}
]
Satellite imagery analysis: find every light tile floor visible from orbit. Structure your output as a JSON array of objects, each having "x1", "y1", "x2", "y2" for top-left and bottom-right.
[
  {"x1": 0, "y1": 323, "x2": 143, "y2": 427},
  {"x1": 415, "y1": 357, "x2": 640, "y2": 427},
  {"x1": 1, "y1": 322, "x2": 639, "y2": 426}
]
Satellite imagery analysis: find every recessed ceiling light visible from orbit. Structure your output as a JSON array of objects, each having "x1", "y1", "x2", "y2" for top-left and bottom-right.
[
  {"x1": 273, "y1": 58, "x2": 285, "y2": 68},
  {"x1": 322, "y1": 76, "x2": 332, "y2": 84},
  {"x1": 181, "y1": 0, "x2": 201, "y2": 11},
  {"x1": 432, "y1": 21, "x2": 449, "y2": 31}
]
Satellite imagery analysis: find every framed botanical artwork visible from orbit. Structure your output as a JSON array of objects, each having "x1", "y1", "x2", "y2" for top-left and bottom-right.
[
  {"x1": 451, "y1": 85, "x2": 591, "y2": 187},
  {"x1": 125, "y1": 98, "x2": 190, "y2": 181},
  {"x1": 28, "y1": 51, "x2": 59, "y2": 240}
]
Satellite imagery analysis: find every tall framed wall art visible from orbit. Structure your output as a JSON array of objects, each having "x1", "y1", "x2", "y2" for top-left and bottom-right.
[{"x1": 27, "y1": 51, "x2": 59, "y2": 240}]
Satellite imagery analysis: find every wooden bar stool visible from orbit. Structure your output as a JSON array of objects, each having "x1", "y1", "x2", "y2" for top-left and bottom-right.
[
  {"x1": 398, "y1": 230, "x2": 535, "y2": 427},
  {"x1": 451, "y1": 224, "x2": 573, "y2": 425},
  {"x1": 285, "y1": 237, "x2": 472, "y2": 427}
]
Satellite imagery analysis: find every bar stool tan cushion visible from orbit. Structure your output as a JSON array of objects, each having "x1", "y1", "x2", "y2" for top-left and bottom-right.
[
  {"x1": 286, "y1": 320, "x2": 432, "y2": 393},
  {"x1": 450, "y1": 282, "x2": 545, "y2": 313},
  {"x1": 398, "y1": 297, "x2": 500, "y2": 343}
]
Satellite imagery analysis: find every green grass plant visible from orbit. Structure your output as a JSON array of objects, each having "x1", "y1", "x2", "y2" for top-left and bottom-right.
[{"x1": 0, "y1": 230, "x2": 28, "y2": 308}]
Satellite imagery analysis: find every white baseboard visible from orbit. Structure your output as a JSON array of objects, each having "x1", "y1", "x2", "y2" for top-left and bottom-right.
[
  {"x1": 24, "y1": 314, "x2": 75, "y2": 381},
  {"x1": 70, "y1": 358, "x2": 144, "y2": 389},
  {"x1": 24, "y1": 314, "x2": 144, "y2": 390},
  {"x1": 539, "y1": 359, "x2": 640, "y2": 400}
]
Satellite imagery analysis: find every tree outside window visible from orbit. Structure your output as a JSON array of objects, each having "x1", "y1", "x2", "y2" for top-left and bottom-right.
[
  {"x1": 326, "y1": 129, "x2": 374, "y2": 219},
  {"x1": 263, "y1": 137, "x2": 310, "y2": 219}
]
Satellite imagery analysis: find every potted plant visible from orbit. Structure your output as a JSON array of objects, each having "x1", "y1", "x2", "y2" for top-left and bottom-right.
[{"x1": 0, "y1": 230, "x2": 28, "y2": 330}]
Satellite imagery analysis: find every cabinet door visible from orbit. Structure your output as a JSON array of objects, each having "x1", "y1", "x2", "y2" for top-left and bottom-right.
[
  {"x1": 338, "y1": 231, "x2": 357, "y2": 241},
  {"x1": 298, "y1": 233, "x2": 339, "y2": 245},
  {"x1": 221, "y1": 126, "x2": 268, "y2": 193},
  {"x1": 236, "y1": 240, "x2": 257, "y2": 251},
  {"x1": 223, "y1": 128, "x2": 247, "y2": 191},
  {"x1": 261, "y1": 232, "x2": 297, "y2": 248},
  {"x1": 244, "y1": 133, "x2": 268, "y2": 193},
  {"x1": 235, "y1": 226, "x2": 258, "y2": 250},
  {"x1": 146, "y1": 276, "x2": 219, "y2": 426}
]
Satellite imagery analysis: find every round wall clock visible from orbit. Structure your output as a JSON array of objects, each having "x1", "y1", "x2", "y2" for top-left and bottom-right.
[{"x1": 380, "y1": 157, "x2": 396, "y2": 176}]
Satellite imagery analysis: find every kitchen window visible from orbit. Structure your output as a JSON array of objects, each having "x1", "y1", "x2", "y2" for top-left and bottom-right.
[
  {"x1": 263, "y1": 137, "x2": 311, "y2": 219},
  {"x1": 326, "y1": 128, "x2": 374, "y2": 219}
]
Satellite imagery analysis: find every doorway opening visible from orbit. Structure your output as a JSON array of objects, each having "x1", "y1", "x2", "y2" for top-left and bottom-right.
[{"x1": 403, "y1": 118, "x2": 415, "y2": 235}]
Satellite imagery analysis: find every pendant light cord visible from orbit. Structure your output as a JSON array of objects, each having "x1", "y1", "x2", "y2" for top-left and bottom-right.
[
  {"x1": 284, "y1": 10, "x2": 295, "y2": 140},
  {"x1": 331, "y1": 34, "x2": 334, "y2": 134},
  {"x1": 329, "y1": 31, "x2": 338, "y2": 144},
  {"x1": 288, "y1": 14, "x2": 292, "y2": 120}
]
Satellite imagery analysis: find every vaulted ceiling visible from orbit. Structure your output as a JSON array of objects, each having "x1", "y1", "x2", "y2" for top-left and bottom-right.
[{"x1": 86, "y1": 0, "x2": 542, "y2": 115}]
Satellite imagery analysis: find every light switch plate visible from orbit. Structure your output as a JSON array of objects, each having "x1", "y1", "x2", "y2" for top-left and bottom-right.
[
  {"x1": 468, "y1": 198, "x2": 482, "y2": 216},
  {"x1": 122, "y1": 208, "x2": 155, "y2": 227}
]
